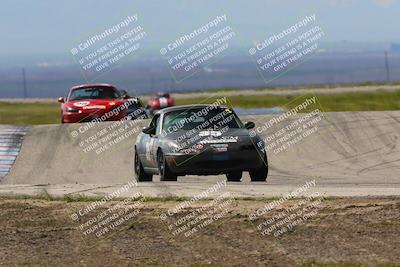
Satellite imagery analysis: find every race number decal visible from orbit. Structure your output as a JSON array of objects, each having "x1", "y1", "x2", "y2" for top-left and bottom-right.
[{"x1": 159, "y1": 97, "x2": 168, "y2": 108}]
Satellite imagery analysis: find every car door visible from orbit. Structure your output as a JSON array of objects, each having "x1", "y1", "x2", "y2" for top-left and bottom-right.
[{"x1": 144, "y1": 114, "x2": 161, "y2": 169}]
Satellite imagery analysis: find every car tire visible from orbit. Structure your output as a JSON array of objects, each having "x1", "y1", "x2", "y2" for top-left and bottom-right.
[
  {"x1": 226, "y1": 171, "x2": 242, "y2": 182},
  {"x1": 157, "y1": 150, "x2": 177, "y2": 181},
  {"x1": 135, "y1": 150, "x2": 152, "y2": 182},
  {"x1": 249, "y1": 153, "x2": 268, "y2": 182}
]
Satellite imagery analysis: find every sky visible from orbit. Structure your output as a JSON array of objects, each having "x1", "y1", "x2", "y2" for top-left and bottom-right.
[{"x1": 0, "y1": 0, "x2": 399, "y2": 58}]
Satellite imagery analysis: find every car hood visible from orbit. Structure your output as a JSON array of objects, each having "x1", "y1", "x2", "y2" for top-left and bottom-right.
[
  {"x1": 65, "y1": 99, "x2": 124, "y2": 109},
  {"x1": 163, "y1": 128, "x2": 252, "y2": 141}
]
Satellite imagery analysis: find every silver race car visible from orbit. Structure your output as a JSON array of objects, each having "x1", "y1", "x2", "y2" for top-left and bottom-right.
[{"x1": 134, "y1": 105, "x2": 268, "y2": 182}]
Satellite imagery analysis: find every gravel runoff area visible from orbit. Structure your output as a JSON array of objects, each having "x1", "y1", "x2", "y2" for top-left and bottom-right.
[{"x1": 0, "y1": 197, "x2": 399, "y2": 266}]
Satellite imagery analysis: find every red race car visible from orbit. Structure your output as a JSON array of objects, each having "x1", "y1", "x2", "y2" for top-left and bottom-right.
[
  {"x1": 58, "y1": 84, "x2": 129, "y2": 123},
  {"x1": 147, "y1": 92, "x2": 174, "y2": 114}
]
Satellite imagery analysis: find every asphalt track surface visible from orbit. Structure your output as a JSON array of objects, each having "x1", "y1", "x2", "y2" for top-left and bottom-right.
[{"x1": 1, "y1": 111, "x2": 399, "y2": 198}]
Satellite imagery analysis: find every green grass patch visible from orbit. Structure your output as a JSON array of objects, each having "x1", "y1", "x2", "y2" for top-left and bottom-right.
[
  {"x1": 204, "y1": 81, "x2": 400, "y2": 94},
  {"x1": 176, "y1": 91, "x2": 400, "y2": 112},
  {"x1": 0, "y1": 102, "x2": 60, "y2": 125}
]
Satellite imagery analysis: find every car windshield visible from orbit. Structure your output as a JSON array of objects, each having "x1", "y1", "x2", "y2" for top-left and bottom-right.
[
  {"x1": 69, "y1": 87, "x2": 121, "y2": 101},
  {"x1": 156, "y1": 93, "x2": 170, "y2": 98},
  {"x1": 163, "y1": 107, "x2": 242, "y2": 132}
]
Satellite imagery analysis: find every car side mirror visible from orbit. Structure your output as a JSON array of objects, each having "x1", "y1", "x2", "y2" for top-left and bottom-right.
[
  {"x1": 142, "y1": 126, "x2": 155, "y2": 135},
  {"x1": 58, "y1": 97, "x2": 65, "y2": 103},
  {"x1": 244, "y1": 121, "x2": 255, "y2": 129},
  {"x1": 120, "y1": 90, "x2": 130, "y2": 99}
]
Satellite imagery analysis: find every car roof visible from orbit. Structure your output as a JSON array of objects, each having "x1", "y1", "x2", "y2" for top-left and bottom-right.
[
  {"x1": 70, "y1": 84, "x2": 116, "y2": 90},
  {"x1": 156, "y1": 92, "x2": 169, "y2": 96},
  {"x1": 155, "y1": 104, "x2": 230, "y2": 115}
]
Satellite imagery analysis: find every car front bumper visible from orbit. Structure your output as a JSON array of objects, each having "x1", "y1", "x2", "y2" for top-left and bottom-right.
[
  {"x1": 63, "y1": 110, "x2": 126, "y2": 123},
  {"x1": 165, "y1": 149, "x2": 266, "y2": 175}
]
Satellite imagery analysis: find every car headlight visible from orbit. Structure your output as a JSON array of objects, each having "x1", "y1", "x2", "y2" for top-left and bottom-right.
[
  {"x1": 168, "y1": 142, "x2": 202, "y2": 154},
  {"x1": 168, "y1": 142, "x2": 180, "y2": 151},
  {"x1": 109, "y1": 105, "x2": 124, "y2": 114},
  {"x1": 67, "y1": 107, "x2": 79, "y2": 113}
]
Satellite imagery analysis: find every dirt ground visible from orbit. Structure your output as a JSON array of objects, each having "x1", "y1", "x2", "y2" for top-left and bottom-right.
[{"x1": 0, "y1": 197, "x2": 399, "y2": 267}]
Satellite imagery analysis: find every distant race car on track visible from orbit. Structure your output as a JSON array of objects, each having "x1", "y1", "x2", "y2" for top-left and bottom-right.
[
  {"x1": 134, "y1": 105, "x2": 268, "y2": 182},
  {"x1": 58, "y1": 84, "x2": 131, "y2": 123},
  {"x1": 147, "y1": 92, "x2": 174, "y2": 114}
]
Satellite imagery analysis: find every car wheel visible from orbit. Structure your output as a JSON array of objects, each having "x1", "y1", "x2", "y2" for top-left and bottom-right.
[
  {"x1": 157, "y1": 150, "x2": 177, "y2": 181},
  {"x1": 249, "y1": 156, "x2": 268, "y2": 182},
  {"x1": 226, "y1": 171, "x2": 242, "y2": 182},
  {"x1": 135, "y1": 150, "x2": 152, "y2": 182}
]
